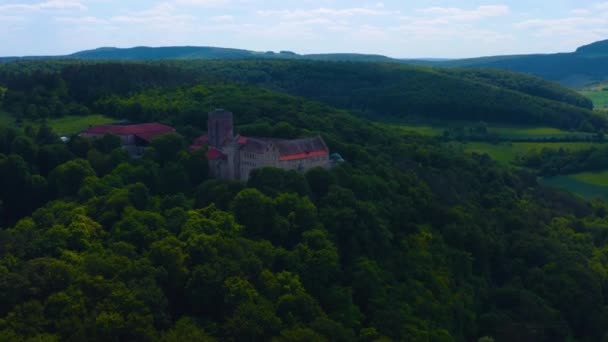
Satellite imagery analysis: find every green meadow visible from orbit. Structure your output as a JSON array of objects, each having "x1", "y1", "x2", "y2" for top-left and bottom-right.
[
  {"x1": 581, "y1": 84, "x2": 608, "y2": 109},
  {"x1": 381, "y1": 123, "x2": 442, "y2": 136},
  {"x1": 383, "y1": 120, "x2": 591, "y2": 140},
  {"x1": 462, "y1": 142, "x2": 597, "y2": 165},
  {"x1": 541, "y1": 175, "x2": 608, "y2": 200},
  {"x1": 488, "y1": 126, "x2": 590, "y2": 139},
  {"x1": 572, "y1": 171, "x2": 608, "y2": 187},
  {"x1": 541, "y1": 171, "x2": 608, "y2": 200},
  {"x1": 0, "y1": 112, "x2": 115, "y2": 136},
  {"x1": 41, "y1": 114, "x2": 115, "y2": 136}
]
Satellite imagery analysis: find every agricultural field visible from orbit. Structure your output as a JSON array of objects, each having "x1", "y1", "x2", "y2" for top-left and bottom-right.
[
  {"x1": 380, "y1": 123, "x2": 443, "y2": 136},
  {"x1": 571, "y1": 171, "x2": 608, "y2": 187},
  {"x1": 0, "y1": 112, "x2": 115, "y2": 136},
  {"x1": 41, "y1": 114, "x2": 115, "y2": 136},
  {"x1": 542, "y1": 174, "x2": 608, "y2": 200},
  {"x1": 384, "y1": 120, "x2": 592, "y2": 140},
  {"x1": 488, "y1": 126, "x2": 591, "y2": 140},
  {"x1": 581, "y1": 83, "x2": 608, "y2": 109},
  {"x1": 461, "y1": 142, "x2": 598, "y2": 165}
]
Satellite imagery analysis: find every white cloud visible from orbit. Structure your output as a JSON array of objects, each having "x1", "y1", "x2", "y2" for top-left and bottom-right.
[
  {"x1": 0, "y1": 0, "x2": 87, "y2": 11},
  {"x1": 257, "y1": 7, "x2": 392, "y2": 20},
  {"x1": 55, "y1": 16, "x2": 107, "y2": 24},
  {"x1": 173, "y1": 0, "x2": 230, "y2": 6},
  {"x1": 570, "y1": 9, "x2": 590, "y2": 16},
  {"x1": 512, "y1": 3, "x2": 608, "y2": 51},
  {"x1": 395, "y1": 5, "x2": 511, "y2": 42},
  {"x1": 0, "y1": 14, "x2": 24, "y2": 22},
  {"x1": 211, "y1": 15, "x2": 234, "y2": 23},
  {"x1": 416, "y1": 4, "x2": 510, "y2": 21},
  {"x1": 108, "y1": 3, "x2": 197, "y2": 31}
]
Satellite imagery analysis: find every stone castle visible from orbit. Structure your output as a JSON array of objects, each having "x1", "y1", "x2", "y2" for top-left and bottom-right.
[{"x1": 196, "y1": 109, "x2": 331, "y2": 181}]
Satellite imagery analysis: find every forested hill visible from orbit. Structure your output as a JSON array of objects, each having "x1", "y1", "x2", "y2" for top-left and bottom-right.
[
  {"x1": 575, "y1": 40, "x2": 608, "y2": 55},
  {"x1": 183, "y1": 60, "x2": 598, "y2": 129},
  {"x1": 1, "y1": 46, "x2": 403, "y2": 64},
  {"x1": 5, "y1": 39, "x2": 608, "y2": 87},
  {"x1": 2, "y1": 59, "x2": 608, "y2": 341},
  {"x1": 0, "y1": 60, "x2": 600, "y2": 131},
  {"x1": 435, "y1": 39, "x2": 608, "y2": 87}
]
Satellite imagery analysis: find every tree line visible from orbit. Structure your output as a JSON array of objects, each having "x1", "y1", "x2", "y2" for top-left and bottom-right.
[{"x1": 0, "y1": 60, "x2": 603, "y2": 132}]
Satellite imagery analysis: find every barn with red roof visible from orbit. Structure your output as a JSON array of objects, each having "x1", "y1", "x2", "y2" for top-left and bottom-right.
[{"x1": 81, "y1": 122, "x2": 175, "y2": 156}]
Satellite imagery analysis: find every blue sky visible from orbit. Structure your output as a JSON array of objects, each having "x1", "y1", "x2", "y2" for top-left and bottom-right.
[{"x1": 1, "y1": 0, "x2": 608, "y2": 58}]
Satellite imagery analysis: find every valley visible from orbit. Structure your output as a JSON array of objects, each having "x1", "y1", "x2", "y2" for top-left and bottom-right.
[{"x1": 387, "y1": 116, "x2": 608, "y2": 200}]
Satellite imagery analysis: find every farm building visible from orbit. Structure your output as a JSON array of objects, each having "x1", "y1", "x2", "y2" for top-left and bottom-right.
[{"x1": 80, "y1": 122, "x2": 175, "y2": 156}]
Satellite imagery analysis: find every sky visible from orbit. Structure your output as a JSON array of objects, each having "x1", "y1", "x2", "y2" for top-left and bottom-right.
[{"x1": 1, "y1": 0, "x2": 608, "y2": 58}]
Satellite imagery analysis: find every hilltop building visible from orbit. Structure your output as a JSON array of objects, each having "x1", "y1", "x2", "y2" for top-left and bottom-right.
[
  {"x1": 80, "y1": 122, "x2": 175, "y2": 156},
  {"x1": 192, "y1": 109, "x2": 331, "y2": 181}
]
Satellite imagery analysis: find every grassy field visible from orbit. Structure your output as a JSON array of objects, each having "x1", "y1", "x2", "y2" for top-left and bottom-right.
[
  {"x1": 0, "y1": 112, "x2": 115, "y2": 136},
  {"x1": 43, "y1": 115, "x2": 115, "y2": 136},
  {"x1": 382, "y1": 120, "x2": 590, "y2": 140},
  {"x1": 488, "y1": 126, "x2": 587, "y2": 139},
  {"x1": 461, "y1": 142, "x2": 597, "y2": 165},
  {"x1": 581, "y1": 84, "x2": 608, "y2": 109},
  {"x1": 541, "y1": 175, "x2": 608, "y2": 200},
  {"x1": 571, "y1": 171, "x2": 608, "y2": 187},
  {"x1": 383, "y1": 123, "x2": 443, "y2": 136}
]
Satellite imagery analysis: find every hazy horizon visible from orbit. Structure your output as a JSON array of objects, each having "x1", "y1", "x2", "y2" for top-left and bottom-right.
[{"x1": 2, "y1": 0, "x2": 608, "y2": 58}]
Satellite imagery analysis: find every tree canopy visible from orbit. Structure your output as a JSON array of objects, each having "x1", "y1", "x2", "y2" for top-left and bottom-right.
[{"x1": 0, "y1": 60, "x2": 607, "y2": 341}]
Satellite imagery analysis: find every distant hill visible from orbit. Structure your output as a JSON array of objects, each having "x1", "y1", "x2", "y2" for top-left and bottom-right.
[
  {"x1": 576, "y1": 40, "x2": 608, "y2": 55},
  {"x1": 72, "y1": 46, "x2": 410, "y2": 63},
  {"x1": 1, "y1": 46, "x2": 410, "y2": 64},
  {"x1": 70, "y1": 46, "x2": 260, "y2": 60},
  {"x1": 5, "y1": 40, "x2": 608, "y2": 88},
  {"x1": 432, "y1": 40, "x2": 608, "y2": 87}
]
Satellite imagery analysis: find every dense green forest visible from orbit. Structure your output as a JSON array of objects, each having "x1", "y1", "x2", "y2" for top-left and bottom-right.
[
  {"x1": 1, "y1": 61, "x2": 608, "y2": 341},
  {"x1": 0, "y1": 60, "x2": 601, "y2": 132}
]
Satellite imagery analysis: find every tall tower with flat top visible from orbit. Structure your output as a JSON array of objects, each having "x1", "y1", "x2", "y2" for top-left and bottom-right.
[{"x1": 208, "y1": 109, "x2": 234, "y2": 148}]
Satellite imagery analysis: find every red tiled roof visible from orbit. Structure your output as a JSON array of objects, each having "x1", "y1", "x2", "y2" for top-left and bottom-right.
[
  {"x1": 279, "y1": 150, "x2": 329, "y2": 161},
  {"x1": 237, "y1": 136, "x2": 249, "y2": 145},
  {"x1": 276, "y1": 136, "x2": 328, "y2": 158},
  {"x1": 238, "y1": 135, "x2": 329, "y2": 161},
  {"x1": 82, "y1": 123, "x2": 175, "y2": 142},
  {"x1": 207, "y1": 148, "x2": 225, "y2": 160},
  {"x1": 190, "y1": 135, "x2": 209, "y2": 151}
]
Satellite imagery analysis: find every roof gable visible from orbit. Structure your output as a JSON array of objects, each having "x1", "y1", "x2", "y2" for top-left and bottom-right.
[
  {"x1": 276, "y1": 136, "x2": 328, "y2": 157},
  {"x1": 82, "y1": 123, "x2": 175, "y2": 142}
]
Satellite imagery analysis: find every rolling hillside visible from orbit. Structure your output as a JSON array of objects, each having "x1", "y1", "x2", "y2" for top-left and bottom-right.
[
  {"x1": 4, "y1": 39, "x2": 608, "y2": 88},
  {"x1": 180, "y1": 60, "x2": 600, "y2": 130},
  {"x1": 0, "y1": 60, "x2": 600, "y2": 131},
  {"x1": 1, "y1": 46, "x2": 406, "y2": 64},
  {"x1": 433, "y1": 39, "x2": 608, "y2": 87}
]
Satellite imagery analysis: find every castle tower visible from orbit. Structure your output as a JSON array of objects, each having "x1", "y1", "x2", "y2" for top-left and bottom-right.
[{"x1": 208, "y1": 109, "x2": 234, "y2": 148}]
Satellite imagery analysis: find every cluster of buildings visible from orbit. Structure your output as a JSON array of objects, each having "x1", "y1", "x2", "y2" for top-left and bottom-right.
[{"x1": 80, "y1": 109, "x2": 337, "y2": 181}]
